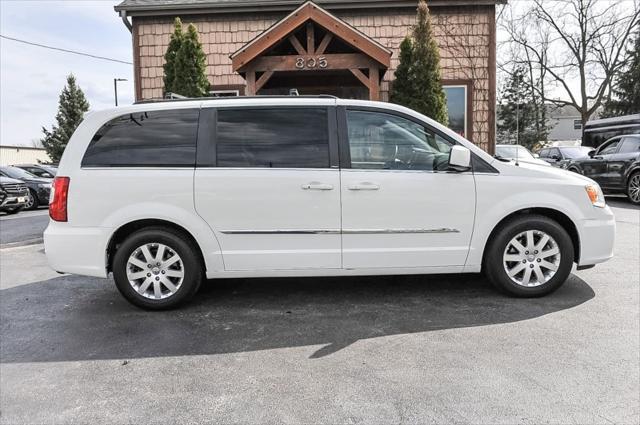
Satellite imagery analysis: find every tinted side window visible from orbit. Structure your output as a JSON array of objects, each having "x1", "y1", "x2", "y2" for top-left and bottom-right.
[
  {"x1": 539, "y1": 149, "x2": 549, "y2": 158},
  {"x1": 550, "y1": 148, "x2": 561, "y2": 158},
  {"x1": 598, "y1": 139, "x2": 620, "y2": 155},
  {"x1": 82, "y1": 109, "x2": 199, "y2": 167},
  {"x1": 216, "y1": 108, "x2": 329, "y2": 168},
  {"x1": 346, "y1": 110, "x2": 452, "y2": 171},
  {"x1": 618, "y1": 137, "x2": 640, "y2": 153}
]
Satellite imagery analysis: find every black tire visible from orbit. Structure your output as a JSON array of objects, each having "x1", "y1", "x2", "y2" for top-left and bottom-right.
[
  {"x1": 25, "y1": 189, "x2": 39, "y2": 210},
  {"x1": 112, "y1": 227, "x2": 203, "y2": 310},
  {"x1": 484, "y1": 215, "x2": 574, "y2": 297},
  {"x1": 626, "y1": 171, "x2": 640, "y2": 205}
]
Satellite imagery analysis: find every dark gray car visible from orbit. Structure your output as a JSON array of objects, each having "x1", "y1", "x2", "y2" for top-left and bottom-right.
[
  {"x1": 0, "y1": 176, "x2": 29, "y2": 214},
  {"x1": 0, "y1": 166, "x2": 51, "y2": 210}
]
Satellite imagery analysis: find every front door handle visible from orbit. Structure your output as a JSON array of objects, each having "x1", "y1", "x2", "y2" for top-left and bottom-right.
[
  {"x1": 348, "y1": 182, "x2": 380, "y2": 191},
  {"x1": 301, "y1": 182, "x2": 334, "y2": 190}
]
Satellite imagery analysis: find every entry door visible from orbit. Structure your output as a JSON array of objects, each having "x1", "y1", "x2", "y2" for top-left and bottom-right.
[
  {"x1": 604, "y1": 137, "x2": 640, "y2": 187},
  {"x1": 194, "y1": 106, "x2": 342, "y2": 271},
  {"x1": 339, "y1": 108, "x2": 476, "y2": 269},
  {"x1": 584, "y1": 138, "x2": 621, "y2": 185}
]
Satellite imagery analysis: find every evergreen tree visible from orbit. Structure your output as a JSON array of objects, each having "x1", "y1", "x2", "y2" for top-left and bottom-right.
[
  {"x1": 602, "y1": 31, "x2": 640, "y2": 117},
  {"x1": 40, "y1": 74, "x2": 90, "y2": 162},
  {"x1": 390, "y1": 0, "x2": 448, "y2": 125},
  {"x1": 172, "y1": 23, "x2": 210, "y2": 97},
  {"x1": 497, "y1": 66, "x2": 547, "y2": 150},
  {"x1": 163, "y1": 17, "x2": 184, "y2": 95}
]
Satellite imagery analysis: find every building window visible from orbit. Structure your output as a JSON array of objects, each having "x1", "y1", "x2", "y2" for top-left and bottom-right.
[
  {"x1": 443, "y1": 84, "x2": 469, "y2": 139},
  {"x1": 209, "y1": 89, "x2": 240, "y2": 97},
  {"x1": 574, "y1": 119, "x2": 582, "y2": 130}
]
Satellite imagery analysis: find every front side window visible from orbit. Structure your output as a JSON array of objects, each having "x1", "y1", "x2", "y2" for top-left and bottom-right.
[
  {"x1": 216, "y1": 108, "x2": 329, "y2": 168},
  {"x1": 539, "y1": 149, "x2": 549, "y2": 158},
  {"x1": 346, "y1": 110, "x2": 453, "y2": 171},
  {"x1": 618, "y1": 137, "x2": 640, "y2": 153},
  {"x1": 82, "y1": 109, "x2": 199, "y2": 167},
  {"x1": 598, "y1": 139, "x2": 620, "y2": 155}
]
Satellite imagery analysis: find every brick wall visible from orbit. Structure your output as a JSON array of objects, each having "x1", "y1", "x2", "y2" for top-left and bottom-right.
[{"x1": 133, "y1": 6, "x2": 494, "y2": 151}]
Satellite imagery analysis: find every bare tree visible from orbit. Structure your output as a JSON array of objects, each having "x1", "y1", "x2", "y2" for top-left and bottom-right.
[{"x1": 499, "y1": 0, "x2": 640, "y2": 135}]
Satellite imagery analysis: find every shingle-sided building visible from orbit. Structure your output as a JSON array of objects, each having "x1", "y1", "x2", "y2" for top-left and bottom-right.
[{"x1": 114, "y1": 0, "x2": 504, "y2": 152}]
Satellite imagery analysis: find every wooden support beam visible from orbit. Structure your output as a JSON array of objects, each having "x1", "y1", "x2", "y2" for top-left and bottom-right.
[
  {"x1": 315, "y1": 32, "x2": 333, "y2": 55},
  {"x1": 247, "y1": 53, "x2": 375, "y2": 73},
  {"x1": 245, "y1": 70, "x2": 256, "y2": 95},
  {"x1": 255, "y1": 71, "x2": 274, "y2": 92},
  {"x1": 369, "y1": 67, "x2": 380, "y2": 101},
  {"x1": 349, "y1": 68, "x2": 370, "y2": 89},
  {"x1": 288, "y1": 35, "x2": 306, "y2": 55},
  {"x1": 306, "y1": 22, "x2": 315, "y2": 55}
]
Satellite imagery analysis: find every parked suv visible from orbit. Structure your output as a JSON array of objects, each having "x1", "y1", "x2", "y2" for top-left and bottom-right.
[
  {"x1": 13, "y1": 164, "x2": 57, "y2": 179},
  {"x1": 0, "y1": 166, "x2": 51, "y2": 210},
  {"x1": 0, "y1": 176, "x2": 29, "y2": 214},
  {"x1": 538, "y1": 146, "x2": 592, "y2": 168},
  {"x1": 45, "y1": 98, "x2": 615, "y2": 309},
  {"x1": 565, "y1": 135, "x2": 640, "y2": 204}
]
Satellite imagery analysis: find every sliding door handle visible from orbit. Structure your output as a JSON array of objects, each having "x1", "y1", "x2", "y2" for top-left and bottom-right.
[
  {"x1": 348, "y1": 182, "x2": 380, "y2": 190},
  {"x1": 301, "y1": 182, "x2": 334, "y2": 190}
]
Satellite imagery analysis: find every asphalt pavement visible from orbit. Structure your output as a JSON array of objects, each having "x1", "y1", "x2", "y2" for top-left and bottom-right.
[
  {"x1": 0, "y1": 208, "x2": 49, "y2": 246},
  {"x1": 0, "y1": 198, "x2": 638, "y2": 424}
]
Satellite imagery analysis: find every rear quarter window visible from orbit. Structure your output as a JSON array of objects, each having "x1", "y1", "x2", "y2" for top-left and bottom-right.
[{"x1": 82, "y1": 109, "x2": 199, "y2": 167}]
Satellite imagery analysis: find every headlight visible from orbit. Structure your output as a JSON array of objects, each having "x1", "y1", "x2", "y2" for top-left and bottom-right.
[
  {"x1": 38, "y1": 183, "x2": 51, "y2": 189},
  {"x1": 585, "y1": 184, "x2": 605, "y2": 208}
]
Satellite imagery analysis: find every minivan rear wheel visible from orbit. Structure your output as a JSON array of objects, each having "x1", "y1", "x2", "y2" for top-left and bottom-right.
[
  {"x1": 484, "y1": 215, "x2": 574, "y2": 297},
  {"x1": 112, "y1": 227, "x2": 202, "y2": 310}
]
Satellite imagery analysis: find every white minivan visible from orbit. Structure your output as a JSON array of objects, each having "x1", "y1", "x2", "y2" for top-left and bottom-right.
[{"x1": 44, "y1": 97, "x2": 615, "y2": 309}]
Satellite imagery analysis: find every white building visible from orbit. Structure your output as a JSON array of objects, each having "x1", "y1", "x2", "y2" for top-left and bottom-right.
[{"x1": 0, "y1": 145, "x2": 50, "y2": 166}]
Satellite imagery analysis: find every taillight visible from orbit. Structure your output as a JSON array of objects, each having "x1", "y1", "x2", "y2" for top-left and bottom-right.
[{"x1": 50, "y1": 176, "x2": 70, "y2": 222}]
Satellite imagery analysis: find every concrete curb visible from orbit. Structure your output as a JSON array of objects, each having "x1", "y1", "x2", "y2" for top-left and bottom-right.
[{"x1": 0, "y1": 238, "x2": 44, "y2": 249}]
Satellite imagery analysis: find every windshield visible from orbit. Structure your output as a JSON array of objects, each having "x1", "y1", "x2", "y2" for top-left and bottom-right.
[
  {"x1": 0, "y1": 166, "x2": 37, "y2": 180},
  {"x1": 496, "y1": 145, "x2": 535, "y2": 160},
  {"x1": 562, "y1": 147, "x2": 592, "y2": 159}
]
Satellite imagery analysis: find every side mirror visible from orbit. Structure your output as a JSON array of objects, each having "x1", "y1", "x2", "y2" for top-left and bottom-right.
[
  {"x1": 588, "y1": 150, "x2": 596, "y2": 158},
  {"x1": 449, "y1": 145, "x2": 471, "y2": 171},
  {"x1": 551, "y1": 155, "x2": 561, "y2": 160}
]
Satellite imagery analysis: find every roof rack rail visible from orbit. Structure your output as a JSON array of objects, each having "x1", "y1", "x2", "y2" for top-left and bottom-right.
[{"x1": 134, "y1": 94, "x2": 339, "y2": 105}]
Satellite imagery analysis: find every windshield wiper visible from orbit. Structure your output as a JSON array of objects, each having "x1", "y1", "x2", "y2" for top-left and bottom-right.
[{"x1": 493, "y1": 154, "x2": 511, "y2": 162}]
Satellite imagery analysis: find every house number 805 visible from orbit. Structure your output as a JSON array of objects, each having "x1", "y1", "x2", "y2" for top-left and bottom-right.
[{"x1": 295, "y1": 57, "x2": 328, "y2": 69}]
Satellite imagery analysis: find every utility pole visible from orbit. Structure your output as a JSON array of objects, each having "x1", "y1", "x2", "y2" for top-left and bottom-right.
[{"x1": 114, "y1": 78, "x2": 127, "y2": 106}]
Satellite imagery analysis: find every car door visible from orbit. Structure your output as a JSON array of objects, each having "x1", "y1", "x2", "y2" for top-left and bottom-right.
[
  {"x1": 194, "y1": 105, "x2": 342, "y2": 271},
  {"x1": 606, "y1": 136, "x2": 640, "y2": 188},
  {"x1": 582, "y1": 138, "x2": 621, "y2": 184},
  {"x1": 338, "y1": 107, "x2": 476, "y2": 269}
]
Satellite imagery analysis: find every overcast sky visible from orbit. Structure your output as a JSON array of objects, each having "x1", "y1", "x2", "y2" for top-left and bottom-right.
[{"x1": 1, "y1": 0, "x2": 134, "y2": 146}]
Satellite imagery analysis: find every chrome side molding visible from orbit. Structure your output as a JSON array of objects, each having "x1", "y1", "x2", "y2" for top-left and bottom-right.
[{"x1": 220, "y1": 228, "x2": 460, "y2": 235}]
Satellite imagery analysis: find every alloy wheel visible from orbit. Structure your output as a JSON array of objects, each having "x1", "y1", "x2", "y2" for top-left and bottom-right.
[
  {"x1": 25, "y1": 192, "x2": 34, "y2": 209},
  {"x1": 503, "y1": 230, "x2": 561, "y2": 287},
  {"x1": 126, "y1": 243, "x2": 185, "y2": 299},
  {"x1": 628, "y1": 174, "x2": 640, "y2": 204}
]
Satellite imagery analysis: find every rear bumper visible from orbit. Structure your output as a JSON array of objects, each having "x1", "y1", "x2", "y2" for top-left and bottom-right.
[
  {"x1": 43, "y1": 222, "x2": 111, "y2": 278},
  {"x1": 577, "y1": 207, "x2": 616, "y2": 266}
]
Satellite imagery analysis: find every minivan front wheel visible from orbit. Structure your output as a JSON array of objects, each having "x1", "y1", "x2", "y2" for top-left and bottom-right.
[
  {"x1": 484, "y1": 215, "x2": 574, "y2": 297},
  {"x1": 113, "y1": 227, "x2": 202, "y2": 310}
]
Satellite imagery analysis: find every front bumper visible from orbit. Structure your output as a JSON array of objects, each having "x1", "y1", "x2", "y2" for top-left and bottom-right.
[
  {"x1": 44, "y1": 221, "x2": 111, "y2": 278},
  {"x1": 577, "y1": 206, "x2": 616, "y2": 266},
  {"x1": 0, "y1": 195, "x2": 28, "y2": 210}
]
